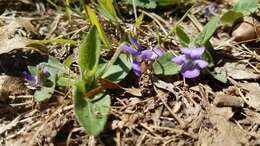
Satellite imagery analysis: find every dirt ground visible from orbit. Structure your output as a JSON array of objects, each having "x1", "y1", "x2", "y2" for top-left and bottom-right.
[{"x1": 0, "y1": 0, "x2": 260, "y2": 146}]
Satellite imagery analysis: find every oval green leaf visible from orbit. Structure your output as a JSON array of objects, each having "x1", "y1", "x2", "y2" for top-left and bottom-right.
[
  {"x1": 152, "y1": 52, "x2": 181, "y2": 75},
  {"x1": 79, "y1": 26, "x2": 101, "y2": 84},
  {"x1": 86, "y1": 5, "x2": 111, "y2": 49},
  {"x1": 175, "y1": 26, "x2": 190, "y2": 47},
  {"x1": 195, "y1": 16, "x2": 220, "y2": 46},
  {"x1": 100, "y1": 54, "x2": 132, "y2": 83},
  {"x1": 73, "y1": 81, "x2": 111, "y2": 136}
]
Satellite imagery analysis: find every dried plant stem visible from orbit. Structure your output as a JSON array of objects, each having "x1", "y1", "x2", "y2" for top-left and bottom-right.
[
  {"x1": 100, "y1": 47, "x2": 122, "y2": 78},
  {"x1": 66, "y1": 127, "x2": 84, "y2": 146},
  {"x1": 147, "y1": 124, "x2": 197, "y2": 139},
  {"x1": 188, "y1": 14, "x2": 203, "y2": 31},
  {"x1": 88, "y1": 136, "x2": 95, "y2": 146},
  {"x1": 155, "y1": 88, "x2": 185, "y2": 127},
  {"x1": 158, "y1": 95, "x2": 185, "y2": 127},
  {"x1": 139, "y1": 9, "x2": 168, "y2": 35},
  {"x1": 116, "y1": 129, "x2": 121, "y2": 146}
]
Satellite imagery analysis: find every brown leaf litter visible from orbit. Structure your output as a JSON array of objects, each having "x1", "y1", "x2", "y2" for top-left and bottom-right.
[
  {"x1": 0, "y1": 18, "x2": 35, "y2": 54},
  {"x1": 0, "y1": 1, "x2": 260, "y2": 146}
]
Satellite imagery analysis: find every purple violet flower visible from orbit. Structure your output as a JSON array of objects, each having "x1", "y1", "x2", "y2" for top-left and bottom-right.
[
  {"x1": 22, "y1": 64, "x2": 50, "y2": 88},
  {"x1": 204, "y1": 4, "x2": 217, "y2": 17},
  {"x1": 172, "y1": 47, "x2": 208, "y2": 78},
  {"x1": 22, "y1": 71, "x2": 39, "y2": 88},
  {"x1": 120, "y1": 37, "x2": 164, "y2": 76},
  {"x1": 38, "y1": 64, "x2": 50, "y2": 78}
]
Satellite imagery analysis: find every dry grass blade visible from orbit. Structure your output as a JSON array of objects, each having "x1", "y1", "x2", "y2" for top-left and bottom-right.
[
  {"x1": 142, "y1": 123, "x2": 197, "y2": 139},
  {"x1": 0, "y1": 115, "x2": 21, "y2": 135},
  {"x1": 0, "y1": 18, "x2": 36, "y2": 54}
]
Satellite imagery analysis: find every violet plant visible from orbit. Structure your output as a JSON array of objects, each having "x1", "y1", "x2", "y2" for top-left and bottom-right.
[
  {"x1": 23, "y1": 64, "x2": 50, "y2": 88},
  {"x1": 153, "y1": 15, "x2": 222, "y2": 80},
  {"x1": 23, "y1": 26, "x2": 132, "y2": 136},
  {"x1": 120, "y1": 36, "x2": 164, "y2": 76},
  {"x1": 24, "y1": 0, "x2": 253, "y2": 137},
  {"x1": 23, "y1": 56, "x2": 75, "y2": 101}
]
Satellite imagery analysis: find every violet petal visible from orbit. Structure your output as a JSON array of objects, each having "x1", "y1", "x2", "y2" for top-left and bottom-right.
[
  {"x1": 22, "y1": 71, "x2": 36, "y2": 82},
  {"x1": 172, "y1": 55, "x2": 188, "y2": 65},
  {"x1": 132, "y1": 60, "x2": 142, "y2": 77},
  {"x1": 120, "y1": 44, "x2": 139, "y2": 56},
  {"x1": 180, "y1": 48, "x2": 193, "y2": 57},
  {"x1": 194, "y1": 59, "x2": 208, "y2": 68},
  {"x1": 150, "y1": 48, "x2": 164, "y2": 60},
  {"x1": 42, "y1": 67, "x2": 50, "y2": 77},
  {"x1": 140, "y1": 50, "x2": 153, "y2": 61},
  {"x1": 22, "y1": 71, "x2": 38, "y2": 87},
  {"x1": 130, "y1": 36, "x2": 143, "y2": 50},
  {"x1": 181, "y1": 67, "x2": 200, "y2": 78},
  {"x1": 180, "y1": 47, "x2": 205, "y2": 59},
  {"x1": 190, "y1": 47, "x2": 205, "y2": 59}
]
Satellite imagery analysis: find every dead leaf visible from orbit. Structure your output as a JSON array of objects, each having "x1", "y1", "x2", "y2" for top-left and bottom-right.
[
  {"x1": 100, "y1": 78, "x2": 143, "y2": 96},
  {"x1": 85, "y1": 78, "x2": 143, "y2": 97},
  {"x1": 224, "y1": 62, "x2": 260, "y2": 80},
  {"x1": 232, "y1": 17, "x2": 260, "y2": 42},
  {"x1": 0, "y1": 36, "x2": 29, "y2": 54},
  {"x1": 0, "y1": 19, "x2": 35, "y2": 54},
  {"x1": 199, "y1": 106, "x2": 248, "y2": 146},
  {"x1": 0, "y1": 115, "x2": 21, "y2": 135},
  {"x1": 122, "y1": 87, "x2": 143, "y2": 97},
  {"x1": 153, "y1": 79, "x2": 176, "y2": 94},
  {"x1": 18, "y1": 0, "x2": 31, "y2": 4},
  {"x1": 239, "y1": 82, "x2": 260, "y2": 110},
  {"x1": 0, "y1": 75, "x2": 28, "y2": 103},
  {"x1": 214, "y1": 92, "x2": 244, "y2": 108}
]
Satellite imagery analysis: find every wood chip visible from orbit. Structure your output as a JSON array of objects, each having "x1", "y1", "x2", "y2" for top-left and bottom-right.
[{"x1": 214, "y1": 93, "x2": 244, "y2": 108}]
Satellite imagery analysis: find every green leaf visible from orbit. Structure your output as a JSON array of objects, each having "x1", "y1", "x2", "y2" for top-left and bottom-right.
[
  {"x1": 221, "y1": 11, "x2": 243, "y2": 25},
  {"x1": 42, "y1": 56, "x2": 67, "y2": 72},
  {"x1": 56, "y1": 76, "x2": 74, "y2": 87},
  {"x1": 152, "y1": 52, "x2": 181, "y2": 75},
  {"x1": 79, "y1": 26, "x2": 101, "y2": 85},
  {"x1": 47, "y1": 0, "x2": 61, "y2": 11},
  {"x1": 34, "y1": 85, "x2": 55, "y2": 101},
  {"x1": 34, "y1": 67, "x2": 57, "y2": 102},
  {"x1": 210, "y1": 67, "x2": 228, "y2": 83},
  {"x1": 31, "y1": 57, "x2": 63, "y2": 101},
  {"x1": 123, "y1": 0, "x2": 189, "y2": 8},
  {"x1": 30, "y1": 56, "x2": 75, "y2": 101},
  {"x1": 203, "y1": 50, "x2": 214, "y2": 68},
  {"x1": 135, "y1": 13, "x2": 144, "y2": 27},
  {"x1": 234, "y1": 0, "x2": 259, "y2": 15},
  {"x1": 48, "y1": 56, "x2": 63, "y2": 66},
  {"x1": 98, "y1": 0, "x2": 120, "y2": 23},
  {"x1": 170, "y1": 7, "x2": 192, "y2": 34},
  {"x1": 65, "y1": 0, "x2": 72, "y2": 21},
  {"x1": 195, "y1": 16, "x2": 220, "y2": 46},
  {"x1": 158, "y1": 0, "x2": 181, "y2": 6},
  {"x1": 27, "y1": 66, "x2": 37, "y2": 75},
  {"x1": 86, "y1": 5, "x2": 111, "y2": 49},
  {"x1": 175, "y1": 26, "x2": 190, "y2": 47},
  {"x1": 123, "y1": 0, "x2": 157, "y2": 9},
  {"x1": 29, "y1": 39, "x2": 77, "y2": 46},
  {"x1": 73, "y1": 81, "x2": 111, "y2": 136},
  {"x1": 101, "y1": 54, "x2": 132, "y2": 83},
  {"x1": 63, "y1": 54, "x2": 74, "y2": 68}
]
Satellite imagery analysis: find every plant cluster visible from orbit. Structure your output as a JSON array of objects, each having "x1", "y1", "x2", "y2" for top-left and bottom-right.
[{"x1": 23, "y1": 0, "x2": 259, "y2": 136}]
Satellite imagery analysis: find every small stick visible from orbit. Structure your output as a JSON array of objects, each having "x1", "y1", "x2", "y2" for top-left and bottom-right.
[
  {"x1": 147, "y1": 124, "x2": 197, "y2": 139},
  {"x1": 99, "y1": 47, "x2": 122, "y2": 78},
  {"x1": 155, "y1": 88, "x2": 185, "y2": 127},
  {"x1": 116, "y1": 129, "x2": 121, "y2": 146},
  {"x1": 139, "y1": 9, "x2": 168, "y2": 36}
]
